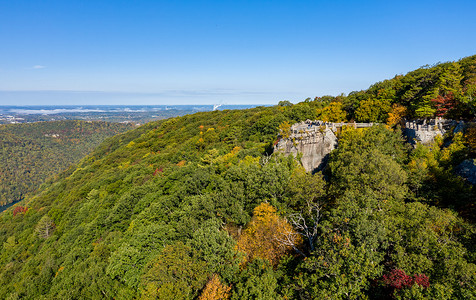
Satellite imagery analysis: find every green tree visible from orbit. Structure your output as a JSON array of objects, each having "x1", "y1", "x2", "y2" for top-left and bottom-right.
[
  {"x1": 190, "y1": 219, "x2": 241, "y2": 282},
  {"x1": 278, "y1": 100, "x2": 293, "y2": 107},
  {"x1": 462, "y1": 82, "x2": 476, "y2": 117},
  {"x1": 415, "y1": 103, "x2": 436, "y2": 119},
  {"x1": 355, "y1": 98, "x2": 391, "y2": 122},
  {"x1": 438, "y1": 62, "x2": 463, "y2": 96},
  {"x1": 329, "y1": 125, "x2": 408, "y2": 201},
  {"x1": 294, "y1": 232, "x2": 383, "y2": 299},
  {"x1": 231, "y1": 259, "x2": 280, "y2": 300},
  {"x1": 141, "y1": 242, "x2": 208, "y2": 299}
]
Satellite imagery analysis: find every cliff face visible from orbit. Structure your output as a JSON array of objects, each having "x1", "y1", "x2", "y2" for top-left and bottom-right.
[
  {"x1": 403, "y1": 119, "x2": 466, "y2": 144},
  {"x1": 403, "y1": 120, "x2": 447, "y2": 144},
  {"x1": 274, "y1": 120, "x2": 376, "y2": 172},
  {"x1": 274, "y1": 119, "x2": 467, "y2": 172},
  {"x1": 274, "y1": 126, "x2": 337, "y2": 173}
]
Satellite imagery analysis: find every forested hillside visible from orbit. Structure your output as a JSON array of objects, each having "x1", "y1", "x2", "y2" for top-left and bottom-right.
[
  {"x1": 0, "y1": 56, "x2": 475, "y2": 299},
  {"x1": 0, "y1": 121, "x2": 134, "y2": 207}
]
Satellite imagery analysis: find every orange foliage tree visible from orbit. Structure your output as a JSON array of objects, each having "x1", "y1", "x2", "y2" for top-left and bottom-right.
[
  {"x1": 431, "y1": 93, "x2": 455, "y2": 117},
  {"x1": 198, "y1": 274, "x2": 231, "y2": 300},
  {"x1": 236, "y1": 203, "x2": 300, "y2": 266},
  {"x1": 13, "y1": 206, "x2": 28, "y2": 216},
  {"x1": 387, "y1": 104, "x2": 407, "y2": 127}
]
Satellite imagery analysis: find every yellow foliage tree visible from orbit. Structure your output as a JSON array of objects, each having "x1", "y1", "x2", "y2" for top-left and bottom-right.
[
  {"x1": 316, "y1": 102, "x2": 347, "y2": 122},
  {"x1": 236, "y1": 203, "x2": 300, "y2": 266},
  {"x1": 387, "y1": 104, "x2": 407, "y2": 127},
  {"x1": 198, "y1": 274, "x2": 231, "y2": 300},
  {"x1": 278, "y1": 121, "x2": 291, "y2": 138}
]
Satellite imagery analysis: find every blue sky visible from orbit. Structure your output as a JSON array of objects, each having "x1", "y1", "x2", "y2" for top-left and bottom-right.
[{"x1": 1, "y1": 0, "x2": 475, "y2": 105}]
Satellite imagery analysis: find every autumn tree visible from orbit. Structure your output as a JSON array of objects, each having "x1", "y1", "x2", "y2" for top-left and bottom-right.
[
  {"x1": 278, "y1": 121, "x2": 291, "y2": 139},
  {"x1": 382, "y1": 269, "x2": 430, "y2": 290},
  {"x1": 316, "y1": 102, "x2": 347, "y2": 122},
  {"x1": 236, "y1": 203, "x2": 300, "y2": 266},
  {"x1": 12, "y1": 205, "x2": 28, "y2": 217},
  {"x1": 387, "y1": 104, "x2": 407, "y2": 127},
  {"x1": 199, "y1": 274, "x2": 231, "y2": 300},
  {"x1": 431, "y1": 93, "x2": 455, "y2": 117}
]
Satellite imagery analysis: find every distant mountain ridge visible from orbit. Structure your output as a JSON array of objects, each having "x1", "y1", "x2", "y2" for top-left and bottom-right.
[{"x1": 0, "y1": 120, "x2": 134, "y2": 206}]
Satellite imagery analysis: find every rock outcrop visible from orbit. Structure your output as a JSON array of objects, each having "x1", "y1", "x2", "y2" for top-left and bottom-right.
[
  {"x1": 274, "y1": 126, "x2": 337, "y2": 173},
  {"x1": 274, "y1": 120, "x2": 378, "y2": 172},
  {"x1": 275, "y1": 119, "x2": 471, "y2": 173},
  {"x1": 455, "y1": 159, "x2": 476, "y2": 185},
  {"x1": 403, "y1": 119, "x2": 465, "y2": 144}
]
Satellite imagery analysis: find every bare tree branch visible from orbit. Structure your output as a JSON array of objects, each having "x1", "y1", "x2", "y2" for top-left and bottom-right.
[{"x1": 276, "y1": 202, "x2": 321, "y2": 256}]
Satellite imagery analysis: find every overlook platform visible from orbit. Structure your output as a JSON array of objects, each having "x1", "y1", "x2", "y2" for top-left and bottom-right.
[{"x1": 289, "y1": 120, "x2": 376, "y2": 136}]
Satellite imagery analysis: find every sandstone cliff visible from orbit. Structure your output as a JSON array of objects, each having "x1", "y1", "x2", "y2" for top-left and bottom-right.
[{"x1": 274, "y1": 122, "x2": 338, "y2": 173}]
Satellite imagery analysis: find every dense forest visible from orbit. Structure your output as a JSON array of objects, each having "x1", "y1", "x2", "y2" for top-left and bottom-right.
[
  {"x1": 0, "y1": 56, "x2": 475, "y2": 299},
  {"x1": 0, "y1": 121, "x2": 134, "y2": 207}
]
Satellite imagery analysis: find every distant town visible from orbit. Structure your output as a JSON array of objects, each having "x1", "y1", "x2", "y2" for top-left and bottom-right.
[{"x1": 0, "y1": 105, "x2": 260, "y2": 125}]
